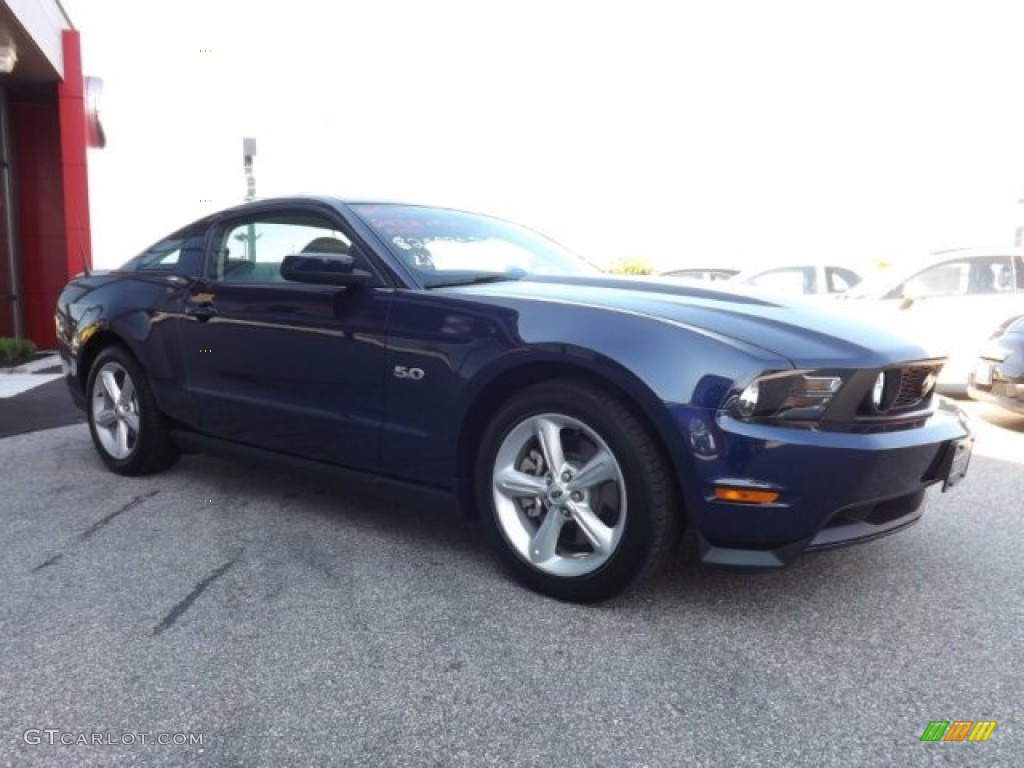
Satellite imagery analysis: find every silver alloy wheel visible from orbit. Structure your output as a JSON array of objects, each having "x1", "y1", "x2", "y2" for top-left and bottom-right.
[
  {"x1": 492, "y1": 413, "x2": 627, "y2": 577},
  {"x1": 91, "y1": 361, "x2": 140, "y2": 460}
]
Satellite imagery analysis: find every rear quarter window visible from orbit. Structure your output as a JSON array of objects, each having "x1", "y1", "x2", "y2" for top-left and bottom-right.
[{"x1": 120, "y1": 229, "x2": 206, "y2": 276}]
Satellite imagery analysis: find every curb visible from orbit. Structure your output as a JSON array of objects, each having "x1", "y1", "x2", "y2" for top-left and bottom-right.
[{"x1": 0, "y1": 352, "x2": 61, "y2": 375}]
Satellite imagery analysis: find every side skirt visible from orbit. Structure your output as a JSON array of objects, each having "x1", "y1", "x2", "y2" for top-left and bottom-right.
[{"x1": 168, "y1": 428, "x2": 459, "y2": 511}]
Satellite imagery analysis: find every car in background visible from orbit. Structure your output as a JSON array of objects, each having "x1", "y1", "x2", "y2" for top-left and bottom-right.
[
  {"x1": 842, "y1": 248, "x2": 1024, "y2": 395},
  {"x1": 660, "y1": 267, "x2": 739, "y2": 282},
  {"x1": 967, "y1": 314, "x2": 1024, "y2": 415},
  {"x1": 729, "y1": 263, "x2": 864, "y2": 297},
  {"x1": 54, "y1": 196, "x2": 974, "y2": 603}
]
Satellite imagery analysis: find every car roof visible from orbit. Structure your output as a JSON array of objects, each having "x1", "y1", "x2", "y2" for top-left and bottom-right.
[
  {"x1": 929, "y1": 246, "x2": 1024, "y2": 259},
  {"x1": 213, "y1": 194, "x2": 474, "y2": 213},
  {"x1": 732, "y1": 262, "x2": 864, "y2": 279},
  {"x1": 661, "y1": 267, "x2": 740, "y2": 274}
]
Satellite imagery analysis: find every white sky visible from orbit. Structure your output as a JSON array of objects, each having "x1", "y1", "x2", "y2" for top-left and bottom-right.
[{"x1": 64, "y1": 0, "x2": 1024, "y2": 272}]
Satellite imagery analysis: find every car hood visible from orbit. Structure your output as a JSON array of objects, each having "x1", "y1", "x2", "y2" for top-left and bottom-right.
[{"x1": 440, "y1": 275, "x2": 943, "y2": 369}]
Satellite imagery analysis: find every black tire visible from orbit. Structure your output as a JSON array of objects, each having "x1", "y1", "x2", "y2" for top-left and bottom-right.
[
  {"x1": 475, "y1": 379, "x2": 681, "y2": 602},
  {"x1": 85, "y1": 345, "x2": 180, "y2": 476}
]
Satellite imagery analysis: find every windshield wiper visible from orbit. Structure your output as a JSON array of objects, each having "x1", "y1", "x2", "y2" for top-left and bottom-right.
[{"x1": 424, "y1": 272, "x2": 526, "y2": 289}]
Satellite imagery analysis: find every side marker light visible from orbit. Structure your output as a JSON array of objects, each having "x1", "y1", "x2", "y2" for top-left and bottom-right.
[{"x1": 713, "y1": 487, "x2": 781, "y2": 504}]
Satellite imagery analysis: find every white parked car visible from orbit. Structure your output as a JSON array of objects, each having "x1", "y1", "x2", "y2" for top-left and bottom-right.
[
  {"x1": 729, "y1": 263, "x2": 864, "y2": 297},
  {"x1": 841, "y1": 248, "x2": 1024, "y2": 394},
  {"x1": 660, "y1": 267, "x2": 740, "y2": 282}
]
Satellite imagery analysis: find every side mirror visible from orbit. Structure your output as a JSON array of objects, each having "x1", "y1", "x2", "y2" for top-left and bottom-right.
[
  {"x1": 281, "y1": 252, "x2": 374, "y2": 286},
  {"x1": 898, "y1": 282, "x2": 926, "y2": 309}
]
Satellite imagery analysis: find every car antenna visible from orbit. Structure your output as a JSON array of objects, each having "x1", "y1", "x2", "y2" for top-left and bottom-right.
[
  {"x1": 80, "y1": 240, "x2": 91, "y2": 277},
  {"x1": 72, "y1": 207, "x2": 91, "y2": 277}
]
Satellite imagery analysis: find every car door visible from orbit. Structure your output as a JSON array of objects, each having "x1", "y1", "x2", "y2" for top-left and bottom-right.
[{"x1": 176, "y1": 204, "x2": 392, "y2": 470}]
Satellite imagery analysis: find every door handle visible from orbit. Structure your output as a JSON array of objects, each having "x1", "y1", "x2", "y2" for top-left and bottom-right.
[{"x1": 185, "y1": 303, "x2": 218, "y2": 322}]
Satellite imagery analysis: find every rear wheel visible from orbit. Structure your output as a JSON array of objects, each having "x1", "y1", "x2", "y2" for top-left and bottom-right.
[
  {"x1": 476, "y1": 379, "x2": 680, "y2": 602},
  {"x1": 86, "y1": 346, "x2": 179, "y2": 475}
]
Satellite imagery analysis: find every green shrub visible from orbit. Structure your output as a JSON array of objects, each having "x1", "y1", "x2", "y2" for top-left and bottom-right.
[
  {"x1": 0, "y1": 337, "x2": 37, "y2": 365},
  {"x1": 606, "y1": 258, "x2": 655, "y2": 275}
]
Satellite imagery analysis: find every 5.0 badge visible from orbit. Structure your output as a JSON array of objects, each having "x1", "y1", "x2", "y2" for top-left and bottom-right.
[{"x1": 393, "y1": 366, "x2": 425, "y2": 380}]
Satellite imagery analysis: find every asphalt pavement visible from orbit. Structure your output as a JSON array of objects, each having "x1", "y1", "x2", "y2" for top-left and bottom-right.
[
  {"x1": 0, "y1": 404, "x2": 1022, "y2": 767},
  {"x1": 0, "y1": 355, "x2": 85, "y2": 438}
]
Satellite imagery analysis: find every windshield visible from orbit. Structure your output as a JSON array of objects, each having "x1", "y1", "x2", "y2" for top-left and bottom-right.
[
  {"x1": 349, "y1": 203, "x2": 601, "y2": 287},
  {"x1": 842, "y1": 264, "x2": 921, "y2": 299}
]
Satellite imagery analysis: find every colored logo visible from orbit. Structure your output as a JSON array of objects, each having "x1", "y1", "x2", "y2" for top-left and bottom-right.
[{"x1": 920, "y1": 721, "x2": 997, "y2": 742}]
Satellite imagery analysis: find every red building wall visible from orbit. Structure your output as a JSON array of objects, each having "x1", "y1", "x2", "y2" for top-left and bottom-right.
[
  {"x1": 58, "y1": 31, "x2": 93, "y2": 285},
  {"x1": 9, "y1": 30, "x2": 91, "y2": 348},
  {"x1": 10, "y1": 98, "x2": 64, "y2": 348}
]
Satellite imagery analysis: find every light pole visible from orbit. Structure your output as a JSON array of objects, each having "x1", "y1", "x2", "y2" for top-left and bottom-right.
[
  {"x1": 242, "y1": 137, "x2": 257, "y2": 261},
  {"x1": 1017, "y1": 196, "x2": 1024, "y2": 247},
  {"x1": 242, "y1": 137, "x2": 257, "y2": 202}
]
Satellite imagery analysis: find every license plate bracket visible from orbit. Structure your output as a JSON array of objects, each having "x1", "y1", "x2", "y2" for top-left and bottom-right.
[{"x1": 942, "y1": 437, "x2": 973, "y2": 492}]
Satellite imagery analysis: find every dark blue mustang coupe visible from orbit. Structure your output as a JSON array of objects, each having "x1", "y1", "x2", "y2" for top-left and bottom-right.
[{"x1": 54, "y1": 197, "x2": 974, "y2": 602}]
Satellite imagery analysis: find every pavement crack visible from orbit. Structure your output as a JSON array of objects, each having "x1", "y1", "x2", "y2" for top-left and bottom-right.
[
  {"x1": 30, "y1": 491, "x2": 160, "y2": 572},
  {"x1": 31, "y1": 553, "x2": 63, "y2": 571},
  {"x1": 151, "y1": 557, "x2": 237, "y2": 636},
  {"x1": 79, "y1": 490, "x2": 160, "y2": 541}
]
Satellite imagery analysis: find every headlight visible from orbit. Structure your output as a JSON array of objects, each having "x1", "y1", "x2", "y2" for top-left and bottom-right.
[
  {"x1": 871, "y1": 372, "x2": 885, "y2": 409},
  {"x1": 728, "y1": 370, "x2": 846, "y2": 423},
  {"x1": 736, "y1": 380, "x2": 760, "y2": 418}
]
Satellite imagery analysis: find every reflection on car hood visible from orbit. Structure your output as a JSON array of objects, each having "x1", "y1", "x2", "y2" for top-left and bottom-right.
[{"x1": 440, "y1": 274, "x2": 942, "y2": 368}]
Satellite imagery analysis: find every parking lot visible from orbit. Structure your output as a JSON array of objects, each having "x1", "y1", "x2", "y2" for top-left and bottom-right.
[{"x1": 1, "y1": 402, "x2": 1021, "y2": 767}]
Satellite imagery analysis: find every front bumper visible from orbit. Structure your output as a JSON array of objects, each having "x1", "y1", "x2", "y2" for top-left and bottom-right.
[
  {"x1": 58, "y1": 347, "x2": 87, "y2": 412},
  {"x1": 967, "y1": 359, "x2": 1024, "y2": 416},
  {"x1": 967, "y1": 383, "x2": 1024, "y2": 415},
  {"x1": 674, "y1": 397, "x2": 973, "y2": 567}
]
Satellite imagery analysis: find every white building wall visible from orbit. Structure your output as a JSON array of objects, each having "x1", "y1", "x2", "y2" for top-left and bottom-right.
[{"x1": 5, "y1": 0, "x2": 70, "y2": 77}]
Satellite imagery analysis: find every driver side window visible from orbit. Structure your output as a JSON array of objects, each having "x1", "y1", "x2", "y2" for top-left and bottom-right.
[
  {"x1": 209, "y1": 214, "x2": 353, "y2": 283},
  {"x1": 899, "y1": 262, "x2": 967, "y2": 299},
  {"x1": 898, "y1": 257, "x2": 1012, "y2": 299},
  {"x1": 748, "y1": 267, "x2": 816, "y2": 295}
]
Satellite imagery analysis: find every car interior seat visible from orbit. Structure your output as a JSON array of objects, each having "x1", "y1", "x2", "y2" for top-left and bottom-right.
[
  {"x1": 968, "y1": 263, "x2": 996, "y2": 294},
  {"x1": 290, "y1": 236, "x2": 365, "y2": 280},
  {"x1": 301, "y1": 237, "x2": 350, "y2": 255},
  {"x1": 215, "y1": 245, "x2": 261, "y2": 280},
  {"x1": 211, "y1": 246, "x2": 230, "y2": 280},
  {"x1": 996, "y1": 264, "x2": 1012, "y2": 291}
]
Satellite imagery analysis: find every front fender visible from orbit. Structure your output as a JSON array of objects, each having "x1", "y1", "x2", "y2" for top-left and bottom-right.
[{"x1": 448, "y1": 303, "x2": 791, "y2": 523}]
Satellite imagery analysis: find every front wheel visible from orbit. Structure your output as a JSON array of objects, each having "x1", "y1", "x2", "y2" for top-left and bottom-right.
[
  {"x1": 86, "y1": 346, "x2": 180, "y2": 476},
  {"x1": 476, "y1": 379, "x2": 681, "y2": 602}
]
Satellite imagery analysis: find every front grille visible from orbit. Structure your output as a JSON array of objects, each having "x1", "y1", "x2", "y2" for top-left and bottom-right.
[
  {"x1": 891, "y1": 365, "x2": 937, "y2": 410},
  {"x1": 869, "y1": 364, "x2": 940, "y2": 415},
  {"x1": 840, "y1": 363, "x2": 942, "y2": 431}
]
